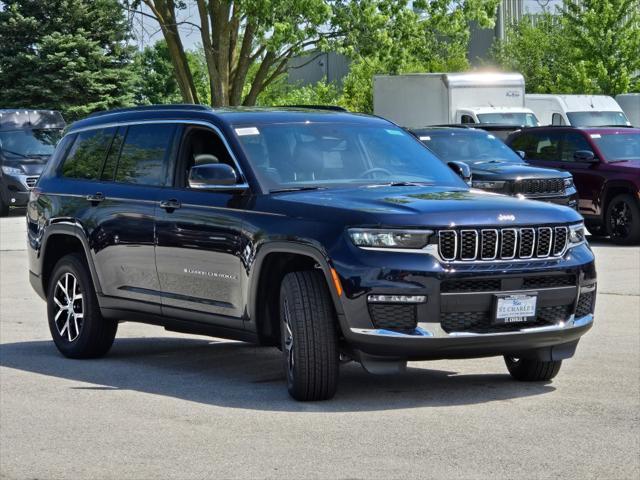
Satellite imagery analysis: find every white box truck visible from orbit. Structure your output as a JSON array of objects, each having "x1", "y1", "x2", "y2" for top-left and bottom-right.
[
  {"x1": 615, "y1": 93, "x2": 640, "y2": 127},
  {"x1": 373, "y1": 72, "x2": 539, "y2": 128},
  {"x1": 525, "y1": 94, "x2": 631, "y2": 127}
]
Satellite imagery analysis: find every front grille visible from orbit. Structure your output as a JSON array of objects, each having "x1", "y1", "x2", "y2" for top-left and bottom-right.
[
  {"x1": 516, "y1": 178, "x2": 565, "y2": 196},
  {"x1": 575, "y1": 291, "x2": 595, "y2": 317},
  {"x1": 441, "y1": 278, "x2": 501, "y2": 293},
  {"x1": 438, "y1": 226, "x2": 568, "y2": 261},
  {"x1": 25, "y1": 176, "x2": 38, "y2": 188},
  {"x1": 368, "y1": 304, "x2": 417, "y2": 331},
  {"x1": 440, "y1": 304, "x2": 570, "y2": 334},
  {"x1": 522, "y1": 275, "x2": 576, "y2": 289}
]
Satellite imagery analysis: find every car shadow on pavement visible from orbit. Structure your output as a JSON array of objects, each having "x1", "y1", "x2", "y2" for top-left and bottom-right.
[{"x1": 0, "y1": 337, "x2": 555, "y2": 412}]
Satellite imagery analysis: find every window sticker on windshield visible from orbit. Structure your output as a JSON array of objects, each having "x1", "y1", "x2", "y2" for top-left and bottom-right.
[
  {"x1": 385, "y1": 129, "x2": 403, "y2": 136},
  {"x1": 235, "y1": 127, "x2": 260, "y2": 136},
  {"x1": 590, "y1": 134, "x2": 602, "y2": 139},
  {"x1": 419, "y1": 136, "x2": 431, "y2": 141}
]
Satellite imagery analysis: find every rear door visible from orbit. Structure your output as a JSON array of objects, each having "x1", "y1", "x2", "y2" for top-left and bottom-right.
[
  {"x1": 90, "y1": 123, "x2": 177, "y2": 312},
  {"x1": 155, "y1": 123, "x2": 249, "y2": 326}
]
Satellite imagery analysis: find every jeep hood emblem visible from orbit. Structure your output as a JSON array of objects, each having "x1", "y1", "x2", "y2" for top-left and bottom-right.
[{"x1": 498, "y1": 214, "x2": 516, "y2": 221}]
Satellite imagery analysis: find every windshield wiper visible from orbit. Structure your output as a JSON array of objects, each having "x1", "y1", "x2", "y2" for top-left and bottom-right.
[
  {"x1": 1, "y1": 149, "x2": 30, "y2": 159},
  {"x1": 269, "y1": 186, "x2": 327, "y2": 193},
  {"x1": 368, "y1": 181, "x2": 433, "y2": 187}
]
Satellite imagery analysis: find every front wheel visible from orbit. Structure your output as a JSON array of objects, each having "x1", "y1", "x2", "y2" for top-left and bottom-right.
[
  {"x1": 47, "y1": 253, "x2": 117, "y2": 358},
  {"x1": 605, "y1": 193, "x2": 640, "y2": 245},
  {"x1": 280, "y1": 271, "x2": 339, "y2": 401},
  {"x1": 504, "y1": 356, "x2": 562, "y2": 381}
]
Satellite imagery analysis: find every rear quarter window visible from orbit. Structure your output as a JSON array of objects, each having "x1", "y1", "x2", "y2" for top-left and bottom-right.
[{"x1": 60, "y1": 128, "x2": 116, "y2": 180}]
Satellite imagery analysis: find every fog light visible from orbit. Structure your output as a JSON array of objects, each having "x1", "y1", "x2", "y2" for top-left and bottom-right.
[{"x1": 367, "y1": 295, "x2": 426, "y2": 303}]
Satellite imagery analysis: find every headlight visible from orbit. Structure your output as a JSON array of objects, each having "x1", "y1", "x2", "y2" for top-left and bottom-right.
[
  {"x1": 1, "y1": 165, "x2": 23, "y2": 175},
  {"x1": 568, "y1": 223, "x2": 586, "y2": 245},
  {"x1": 348, "y1": 229, "x2": 433, "y2": 249},
  {"x1": 472, "y1": 180, "x2": 505, "y2": 190},
  {"x1": 563, "y1": 177, "x2": 574, "y2": 189}
]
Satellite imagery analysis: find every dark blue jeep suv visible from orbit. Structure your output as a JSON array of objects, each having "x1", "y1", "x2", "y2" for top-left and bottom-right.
[{"x1": 27, "y1": 105, "x2": 596, "y2": 401}]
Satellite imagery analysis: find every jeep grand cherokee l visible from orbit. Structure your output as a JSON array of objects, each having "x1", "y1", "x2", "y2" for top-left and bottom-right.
[
  {"x1": 412, "y1": 127, "x2": 578, "y2": 209},
  {"x1": 507, "y1": 126, "x2": 640, "y2": 244},
  {"x1": 27, "y1": 105, "x2": 596, "y2": 401}
]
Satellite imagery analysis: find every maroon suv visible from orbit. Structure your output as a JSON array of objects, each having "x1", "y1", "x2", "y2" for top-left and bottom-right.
[{"x1": 507, "y1": 127, "x2": 640, "y2": 244}]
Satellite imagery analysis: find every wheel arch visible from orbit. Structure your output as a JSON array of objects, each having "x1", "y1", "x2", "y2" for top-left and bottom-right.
[
  {"x1": 601, "y1": 180, "x2": 639, "y2": 216},
  {"x1": 40, "y1": 222, "x2": 102, "y2": 297},
  {"x1": 247, "y1": 242, "x2": 344, "y2": 345}
]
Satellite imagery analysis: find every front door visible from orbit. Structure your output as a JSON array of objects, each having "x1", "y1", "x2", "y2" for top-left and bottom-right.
[{"x1": 155, "y1": 124, "x2": 249, "y2": 325}]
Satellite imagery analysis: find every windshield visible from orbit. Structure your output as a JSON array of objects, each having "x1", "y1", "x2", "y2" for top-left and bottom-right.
[
  {"x1": 477, "y1": 113, "x2": 538, "y2": 126},
  {"x1": 567, "y1": 111, "x2": 629, "y2": 127},
  {"x1": 234, "y1": 123, "x2": 466, "y2": 191},
  {"x1": 591, "y1": 133, "x2": 640, "y2": 161},
  {"x1": 420, "y1": 132, "x2": 524, "y2": 165},
  {"x1": 0, "y1": 128, "x2": 63, "y2": 159}
]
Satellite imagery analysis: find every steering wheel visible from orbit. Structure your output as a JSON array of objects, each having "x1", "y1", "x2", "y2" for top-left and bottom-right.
[{"x1": 359, "y1": 167, "x2": 393, "y2": 178}]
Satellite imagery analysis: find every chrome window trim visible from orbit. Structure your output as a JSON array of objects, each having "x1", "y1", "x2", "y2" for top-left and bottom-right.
[
  {"x1": 460, "y1": 229, "x2": 478, "y2": 260},
  {"x1": 66, "y1": 119, "x2": 249, "y2": 189},
  {"x1": 480, "y1": 229, "x2": 499, "y2": 260},
  {"x1": 519, "y1": 227, "x2": 536, "y2": 259}
]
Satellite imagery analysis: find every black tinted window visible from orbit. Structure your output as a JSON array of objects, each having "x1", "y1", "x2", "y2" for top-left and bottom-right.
[
  {"x1": 60, "y1": 128, "x2": 116, "y2": 180},
  {"x1": 561, "y1": 133, "x2": 591, "y2": 162},
  {"x1": 115, "y1": 125, "x2": 175, "y2": 186},
  {"x1": 510, "y1": 132, "x2": 561, "y2": 160}
]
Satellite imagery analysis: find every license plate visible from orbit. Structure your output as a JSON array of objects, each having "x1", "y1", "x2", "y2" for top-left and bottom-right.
[{"x1": 493, "y1": 294, "x2": 537, "y2": 325}]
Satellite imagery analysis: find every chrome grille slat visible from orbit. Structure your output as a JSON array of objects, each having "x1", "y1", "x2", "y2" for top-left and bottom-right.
[
  {"x1": 437, "y1": 226, "x2": 569, "y2": 262},
  {"x1": 25, "y1": 176, "x2": 38, "y2": 188}
]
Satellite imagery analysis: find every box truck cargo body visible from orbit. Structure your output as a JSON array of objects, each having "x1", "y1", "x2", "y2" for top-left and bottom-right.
[
  {"x1": 373, "y1": 72, "x2": 539, "y2": 128},
  {"x1": 615, "y1": 94, "x2": 640, "y2": 127},
  {"x1": 525, "y1": 94, "x2": 630, "y2": 126}
]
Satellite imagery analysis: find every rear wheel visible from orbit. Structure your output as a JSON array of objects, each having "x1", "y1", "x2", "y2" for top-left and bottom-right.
[
  {"x1": 280, "y1": 270, "x2": 339, "y2": 401},
  {"x1": 47, "y1": 253, "x2": 117, "y2": 358},
  {"x1": 605, "y1": 193, "x2": 640, "y2": 245},
  {"x1": 504, "y1": 356, "x2": 562, "y2": 381}
]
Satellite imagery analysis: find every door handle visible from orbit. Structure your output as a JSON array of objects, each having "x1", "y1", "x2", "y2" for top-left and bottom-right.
[
  {"x1": 86, "y1": 192, "x2": 105, "y2": 203},
  {"x1": 159, "y1": 199, "x2": 181, "y2": 211}
]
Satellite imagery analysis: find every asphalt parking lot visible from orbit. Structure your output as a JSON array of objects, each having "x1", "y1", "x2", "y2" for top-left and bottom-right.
[{"x1": 0, "y1": 210, "x2": 638, "y2": 480}]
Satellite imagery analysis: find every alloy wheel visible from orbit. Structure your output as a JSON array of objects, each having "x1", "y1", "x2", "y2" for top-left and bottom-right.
[
  {"x1": 283, "y1": 298, "x2": 294, "y2": 376},
  {"x1": 53, "y1": 272, "x2": 84, "y2": 342},
  {"x1": 609, "y1": 200, "x2": 632, "y2": 240}
]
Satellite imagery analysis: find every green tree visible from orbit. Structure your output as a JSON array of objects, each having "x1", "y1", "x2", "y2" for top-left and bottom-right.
[
  {"x1": 130, "y1": 0, "x2": 499, "y2": 107},
  {"x1": 0, "y1": 0, "x2": 136, "y2": 119},
  {"x1": 562, "y1": 0, "x2": 640, "y2": 95},
  {"x1": 493, "y1": 0, "x2": 640, "y2": 95}
]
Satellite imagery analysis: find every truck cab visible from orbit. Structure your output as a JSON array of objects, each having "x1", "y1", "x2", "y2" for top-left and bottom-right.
[
  {"x1": 457, "y1": 106, "x2": 539, "y2": 126},
  {"x1": 525, "y1": 95, "x2": 631, "y2": 127}
]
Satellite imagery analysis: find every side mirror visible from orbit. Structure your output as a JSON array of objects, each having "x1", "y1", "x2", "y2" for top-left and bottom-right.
[
  {"x1": 448, "y1": 161, "x2": 472, "y2": 186},
  {"x1": 188, "y1": 163, "x2": 240, "y2": 188},
  {"x1": 516, "y1": 150, "x2": 526, "y2": 159},
  {"x1": 574, "y1": 150, "x2": 597, "y2": 163}
]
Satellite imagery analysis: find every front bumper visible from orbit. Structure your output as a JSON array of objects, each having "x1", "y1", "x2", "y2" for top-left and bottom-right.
[{"x1": 0, "y1": 174, "x2": 37, "y2": 207}]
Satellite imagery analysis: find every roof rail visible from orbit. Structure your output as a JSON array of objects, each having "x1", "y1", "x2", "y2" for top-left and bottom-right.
[
  {"x1": 279, "y1": 105, "x2": 348, "y2": 112},
  {"x1": 87, "y1": 104, "x2": 212, "y2": 118}
]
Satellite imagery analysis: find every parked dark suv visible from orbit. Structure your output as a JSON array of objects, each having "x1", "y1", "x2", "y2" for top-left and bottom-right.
[
  {"x1": 28, "y1": 105, "x2": 596, "y2": 401},
  {"x1": 507, "y1": 127, "x2": 640, "y2": 244},
  {"x1": 0, "y1": 109, "x2": 65, "y2": 215},
  {"x1": 412, "y1": 127, "x2": 578, "y2": 209}
]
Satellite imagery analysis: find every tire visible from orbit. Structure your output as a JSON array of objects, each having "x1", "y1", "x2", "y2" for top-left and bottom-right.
[
  {"x1": 605, "y1": 193, "x2": 640, "y2": 245},
  {"x1": 47, "y1": 253, "x2": 117, "y2": 358},
  {"x1": 504, "y1": 356, "x2": 562, "y2": 381},
  {"x1": 280, "y1": 270, "x2": 339, "y2": 401}
]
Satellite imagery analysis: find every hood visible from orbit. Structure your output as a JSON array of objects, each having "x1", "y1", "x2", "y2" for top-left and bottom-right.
[
  {"x1": 467, "y1": 161, "x2": 570, "y2": 180},
  {"x1": 605, "y1": 159, "x2": 640, "y2": 171},
  {"x1": 269, "y1": 185, "x2": 582, "y2": 228},
  {"x1": 1, "y1": 157, "x2": 47, "y2": 175}
]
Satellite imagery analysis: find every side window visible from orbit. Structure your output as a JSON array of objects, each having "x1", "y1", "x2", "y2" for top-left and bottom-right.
[
  {"x1": 115, "y1": 124, "x2": 176, "y2": 186},
  {"x1": 552, "y1": 113, "x2": 566, "y2": 126},
  {"x1": 509, "y1": 133, "x2": 538, "y2": 159},
  {"x1": 561, "y1": 133, "x2": 591, "y2": 162},
  {"x1": 461, "y1": 115, "x2": 475, "y2": 124},
  {"x1": 60, "y1": 128, "x2": 116, "y2": 180},
  {"x1": 533, "y1": 132, "x2": 562, "y2": 160},
  {"x1": 177, "y1": 126, "x2": 237, "y2": 188}
]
